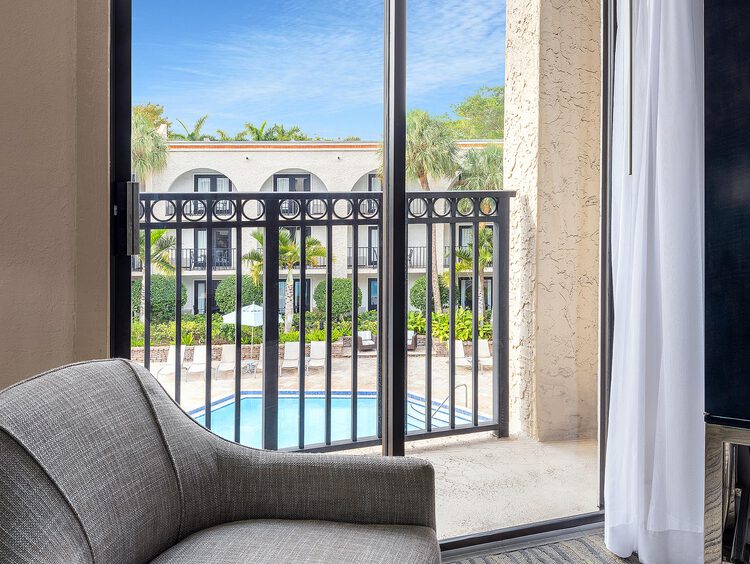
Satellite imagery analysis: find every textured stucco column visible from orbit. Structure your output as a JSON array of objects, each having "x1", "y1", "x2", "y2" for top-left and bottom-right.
[{"x1": 505, "y1": 0, "x2": 600, "y2": 440}]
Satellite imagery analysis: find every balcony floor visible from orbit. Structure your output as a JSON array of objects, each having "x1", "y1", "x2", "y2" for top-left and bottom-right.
[{"x1": 143, "y1": 353, "x2": 598, "y2": 540}]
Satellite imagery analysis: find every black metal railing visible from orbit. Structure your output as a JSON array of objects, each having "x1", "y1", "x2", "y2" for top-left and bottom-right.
[{"x1": 136, "y1": 190, "x2": 513, "y2": 452}]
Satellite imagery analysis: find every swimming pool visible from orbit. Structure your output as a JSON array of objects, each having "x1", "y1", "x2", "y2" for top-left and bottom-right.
[{"x1": 190, "y1": 391, "x2": 486, "y2": 449}]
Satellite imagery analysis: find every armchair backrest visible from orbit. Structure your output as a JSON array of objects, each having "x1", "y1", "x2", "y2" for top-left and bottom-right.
[{"x1": 0, "y1": 360, "x2": 186, "y2": 564}]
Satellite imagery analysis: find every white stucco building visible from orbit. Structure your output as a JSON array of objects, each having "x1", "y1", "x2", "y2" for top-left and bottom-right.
[{"x1": 138, "y1": 140, "x2": 500, "y2": 316}]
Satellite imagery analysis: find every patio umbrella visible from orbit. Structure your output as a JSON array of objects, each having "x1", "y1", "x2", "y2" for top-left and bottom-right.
[
  {"x1": 222, "y1": 304, "x2": 282, "y2": 346},
  {"x1": 223, "y1": 303, "x2": 264, "y2": 327}
]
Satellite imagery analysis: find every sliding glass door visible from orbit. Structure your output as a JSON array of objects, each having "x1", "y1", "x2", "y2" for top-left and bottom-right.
[{"x1": 113, "y1": 0, "x2": 608, "y2": 546}]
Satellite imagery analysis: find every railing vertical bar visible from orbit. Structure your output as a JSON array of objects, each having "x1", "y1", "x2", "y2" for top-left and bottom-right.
[
  {"x1": 471, "y1": 215, "x2": 480, "y2": 427},
  {"x1": 298, "y1": 212, "x2": 307, "y2": 450},
  {"x1": 263, "y1": 202, "x2": 280, "y2": 450},
  {"x1": 448, "y1": 220, "x2": 456, "y2": 429},
  {"x1": 175, "y1": 205, "x2": 182, "y2": 404},
  {"x1": 143, "y1": 203, "x2": 151, "y2": 371},
  {"x1": 496, "y1": 199, "x2": 510, "y2": 437},
  {"x1": 425, "y1": 223, "x2": 433, "y2": 432},
  {"x1": 205, "y1": 206, "x2": 213, "y2": 430},
  {"x1": 325, "y1": 221, "x2": 333, "y2": 445},
  {"x1": 351, "y1": 201, "x2": 359, "y2": 442},
  {"x1": 234, "y1": 226, "x2": 242, "y2": 444}
]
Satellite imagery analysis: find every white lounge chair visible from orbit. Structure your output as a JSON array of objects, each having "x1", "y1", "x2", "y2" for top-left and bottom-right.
[
  {"x1": 307, "y1": 341, "x2": 326, "y2": 370},
  {"x1": 156, "y1": 345, "x2": 186, "y2": 378},
  {"x1": 281, "y1": 341, "x2": 300, "y2": 371},
  {"x1": 251, "y1": 345, "x2": 264, "y2": 375},
  {"x1": 188, "y1": 346, "x2": 210, "y2": 378},
  {"x1": 217, "y1": 344, "x2": 251, "y2": 377},
  {"x1": 451, "y1": 340, "x2": 472, "y2": 370},
  {"x1": 477, "y1": 339, "x2": 493, "y2": 371}
]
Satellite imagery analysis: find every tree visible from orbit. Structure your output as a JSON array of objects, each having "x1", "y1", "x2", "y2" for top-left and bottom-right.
[
  {"x1": 244, "y1": 121, "x2": 311, "y2": 141},
  {"x1": 458, "y1": 145, "x2": 504, "y2": 192},
  {"x1": 215, "y1": 275, "x2": 263, "y2": 313},
  {"x1": 450, "y1": 86, "x2": 505, "y2": 139},
  {"x1": 454, "y1": 226, "x2": 493, "y2": 318},
  {"x1": 406, "y1": 109, "x2": 459, "y2": 313},
  {"x1": 131, "y1": 113, "x2": 168, "y2": 189},
  {"x1": 409, "y1": 275, "x2": 450, "y2": 314},
  {"x1": 215, "y1": 129, "x2": 248, "y2": 141},
  {"x1": 243, "y1": 229, "x2": 326, "y2": 332},
  {"x1": 313, "y1": 279, "x2": 363, "y2": 319},
  {"x1": 137, "y1": 229, "x2": 176, "y2": 323},
  {"x1": 170, "y1": 115, "x2": 213, "y2": 141},
  {"x1": 133, "y1": 103, "x2": 171, "y2": 130},
  {"x1": 131, "y1": 276, "x2": 187, "y2": 323}
]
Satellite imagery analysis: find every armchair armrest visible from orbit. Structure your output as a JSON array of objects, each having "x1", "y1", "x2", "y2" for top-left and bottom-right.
[{"x1": 216, "y1": 442, "x2": 436, "y2": 530}]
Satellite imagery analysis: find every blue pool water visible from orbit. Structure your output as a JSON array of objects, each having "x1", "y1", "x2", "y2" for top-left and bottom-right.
[{"x1": 191, "y1": 392, "x2": 484, "y2": 449}]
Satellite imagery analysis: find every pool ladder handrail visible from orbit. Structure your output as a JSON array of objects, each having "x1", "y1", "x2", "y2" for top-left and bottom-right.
[{"x1": 431, "y1": 384, "x2": 468, "y2": 419}]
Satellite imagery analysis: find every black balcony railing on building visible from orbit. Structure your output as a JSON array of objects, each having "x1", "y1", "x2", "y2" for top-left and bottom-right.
[
  {"x1": 347, "y1": 246, "x2": 379, "y2": 268},
  {"x1": 136, "y1": 190, "x2": 513, "y2": 452}
]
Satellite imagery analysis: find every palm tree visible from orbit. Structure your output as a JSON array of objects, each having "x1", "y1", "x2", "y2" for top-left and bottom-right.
[
  {"x1": 244, "y1": 121, "x2": 270, "y2": 141},
  {"x1": 131, "y1": 113, "x2": 168, "y2": 189},
  {"x1": 138, "y1": 229, "x2": 176, "y2": 322},
  {"x1": 458, "y1": 144, "x2": 503, "y2": 192},
  {"x1": 170, "y1": 115, "x2": 212, "y2": 141},
  {"x1": 215, "y1": 128, "x2": 248, "y2": 141},
  {"x1": 454, "y1": 226, "x2": 493, "y2": 322},
  {"x1": 243, "y1": 229, "x2": 326, "y2": 332},
  {"x1": 406, "y1": 109, "x2": 459, "y2": 313}
]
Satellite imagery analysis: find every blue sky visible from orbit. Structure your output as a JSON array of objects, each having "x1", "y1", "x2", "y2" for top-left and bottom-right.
[{"x1": 133, "y1": 0, "x2": 505, "y2": 140}]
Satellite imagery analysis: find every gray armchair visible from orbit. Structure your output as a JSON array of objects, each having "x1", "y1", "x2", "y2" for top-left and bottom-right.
[{"x1": 0, "y1": 359, "x2": 439, "y2": 564}]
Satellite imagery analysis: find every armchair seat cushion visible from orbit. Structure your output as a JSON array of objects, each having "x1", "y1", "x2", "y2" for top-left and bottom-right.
[{"x1": 150, "y1": 519, "x2": 440, "y2": 564}]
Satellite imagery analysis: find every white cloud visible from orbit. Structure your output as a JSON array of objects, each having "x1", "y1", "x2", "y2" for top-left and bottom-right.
[{"x1": 142, "y1": 0, "x2": 505, "y2": 134}]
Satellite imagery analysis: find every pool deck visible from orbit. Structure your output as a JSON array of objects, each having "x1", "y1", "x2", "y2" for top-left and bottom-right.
[{"x1": 144, "y1": 355, "x2": 599, "y2": 540}]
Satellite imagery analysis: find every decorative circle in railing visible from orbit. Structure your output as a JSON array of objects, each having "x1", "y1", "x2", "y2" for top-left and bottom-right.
[
  {"x1": 479, "y1": 196, "x2": 497, "y2": 216},
  {"x1": 408, "y1": 197, "x2": 428, "y2": 218},
  {"x1": 306, "y1": 198, "x2": 328, "y2": 220},
  {"x1": 432, "y1": 197, "x2": 451, "y2": 218},
  {"x1": 212, "y1": 198, "x2": 236, "y2": 221},
  {"x1": 150, "y1": 199, "x2": 177, "y2": 222},
  {"x1": 138, "y1": 201, "x2": 145, "y2": 220},
  {"x1": 332, "y1": 198, "x2": 353, "y2": 220},
  {"x1": 456, "y1": 197, "x2": 475, "y2": 217},
  {"x1": 182, "y1": 198, "x2": 207, "y2": 222},
  {"x1": 279, "y1": 198, "x2": 301, "y2": 220},
  {"x1": 359, "y1": 198, "x2": 380, "y2": 219},
  {"x1": 241, "y1": 199, "x2": 265, "y2": 221}
]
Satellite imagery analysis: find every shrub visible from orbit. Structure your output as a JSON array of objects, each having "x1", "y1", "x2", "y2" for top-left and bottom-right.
[
  {"x1": 432, "y1": 307, "x2": 473, "y2": 342},
  {"x1": 313, "y1": 279, "x2": 362, "y2": 319},
  {"x1": 214, "y1": 275, "x2": 263, "y2": 314},
  {"x1": 408, "y1": 311, "x2": 427, "y2": 335},
  {"x1": 131, "y1": 276, "x2": 187, "y2": 323},
  {"x1": 409, "y1": 275, "x2": 450, "y2": 314}
]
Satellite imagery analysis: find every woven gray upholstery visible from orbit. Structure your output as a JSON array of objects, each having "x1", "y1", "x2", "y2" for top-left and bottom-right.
[
  {"x1": 0, "y1": 359, "x2": 439, "y2": 564},
  {"x1": 151, "y1": 520, "x2": 440, "y2": 564}
]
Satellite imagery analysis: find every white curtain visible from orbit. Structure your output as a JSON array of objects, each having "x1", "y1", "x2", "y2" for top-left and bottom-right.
[{"x1": 604, "y1": 1, "x2": 704, "y2": 563}]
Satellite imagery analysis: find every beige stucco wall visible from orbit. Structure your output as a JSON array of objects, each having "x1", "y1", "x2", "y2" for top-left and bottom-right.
[
  {"x1": 0, "y1": 0, "x2": 110, "y2": 388},
  {"x1": 506, "y1": 0, "x2": 601, "y2": 440}
]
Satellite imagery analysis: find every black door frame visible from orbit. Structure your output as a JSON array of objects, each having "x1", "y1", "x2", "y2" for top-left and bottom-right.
[{"x1": 110, "y1": 0, "x2": 615, "y2": 550}]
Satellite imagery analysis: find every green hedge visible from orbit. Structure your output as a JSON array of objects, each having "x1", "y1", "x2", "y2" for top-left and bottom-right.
[
  {"x1": 409, "y1": 275, "x2": 450, "y2": 314},
  {"x1": 131, "y1": 275, "x2": 187, "y2": 323},
  {"x1": 214, "y1": 275, "x2": 263, "y2": 314},
  {"x1": 313, "y1": 279, "x2": 362, "y2": 319}
]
